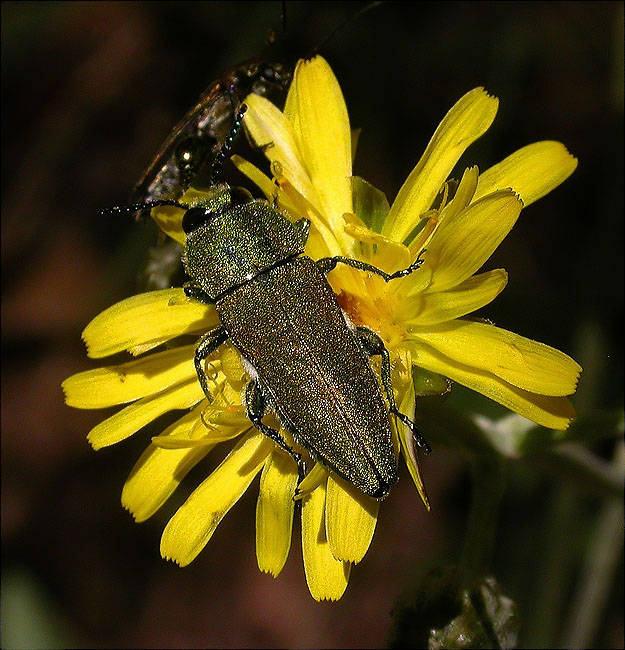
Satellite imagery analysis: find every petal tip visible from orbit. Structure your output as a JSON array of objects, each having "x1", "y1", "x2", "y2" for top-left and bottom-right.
[
  {"x1": 121, "y1": 499, "x2": 146, "y2": 523},
  {"x1": 312, "y1": 591, "x2": 344, "y2": 603},
  {"x1": 259, "y1": 566, "x2": 280, "y2": 579},
  {"x1": 160, "y1": 548, "x2": 186, "y2": 567},
  {"x1": 512, "y1": 190, "x2": 525, "y2": 209},
  {"x1": 60, "y1": 378, "x2": 70, "y2": 402},
  {"x1": 86, "y1": 433, "x2": 101, "y2": 451},
  {"x1": 473, "y1": 86, "x2": 499, "y2": 106},
  {"x1": 81, "y1": 335, "x2": 96, "y2": 358}
]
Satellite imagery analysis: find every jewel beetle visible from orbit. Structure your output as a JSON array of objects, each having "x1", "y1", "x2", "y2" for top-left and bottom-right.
[{"x1": 105, "y1": 105, "x2": 430, "y2": 499}]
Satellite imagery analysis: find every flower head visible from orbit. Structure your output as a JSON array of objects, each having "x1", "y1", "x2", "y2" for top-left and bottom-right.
[{"x1": 63, "y1": 55, "x2": 581, "y2": 601}]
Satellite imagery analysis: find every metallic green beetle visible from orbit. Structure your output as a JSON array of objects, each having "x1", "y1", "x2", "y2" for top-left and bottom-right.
[{"x1": 177, "y1": 179, "x2": 430, "y2": 499}]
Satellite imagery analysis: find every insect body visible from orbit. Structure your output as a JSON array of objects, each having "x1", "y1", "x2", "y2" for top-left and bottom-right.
[
  {"x1": 178, "y1": 184, "x2": 430, "y2": 499},
  {"x1": 132, "y1": 59, "x2": 291, "y2": 207}
]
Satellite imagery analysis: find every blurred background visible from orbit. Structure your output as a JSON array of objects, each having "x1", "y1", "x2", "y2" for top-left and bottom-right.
[{"x1": 2, "y1": 1, "x2": 623, "y2": 648}]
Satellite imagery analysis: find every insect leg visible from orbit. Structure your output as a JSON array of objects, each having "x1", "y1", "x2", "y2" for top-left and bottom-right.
[
  {"x1": 194, "y1": 327, "x2": 229, "y2": 401},
  {"x1": 245, "y1": 380, "x2": 305, "y2": 481},
  {"x1": 184, "y1": 281, "x2": 214, "y2": 304},
  {"x1": 317, "y1": 248, "x2": 426, "y2": 282},
  {"x1": 356, "y1": 326, "x2": 431, "y2": 453},
  {"x1": 210, "y1": 104, "x2": 248, "y2": 184}
]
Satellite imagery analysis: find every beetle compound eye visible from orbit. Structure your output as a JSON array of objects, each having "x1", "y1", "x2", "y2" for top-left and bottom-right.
[
  {"x1": 175, "y1": 137, "x2": 208, "y2": 180},
  {"x1": 229, "y1": 187, "x2": 253, "y2": 206},
  {"x1": 182, "y1": 207, "x2": 212, "y2": 234}
]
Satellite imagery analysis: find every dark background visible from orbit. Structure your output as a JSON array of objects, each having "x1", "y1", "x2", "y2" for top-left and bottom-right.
[{"x1": 2, "y1": 2, "x2": 623, "y2": 648}]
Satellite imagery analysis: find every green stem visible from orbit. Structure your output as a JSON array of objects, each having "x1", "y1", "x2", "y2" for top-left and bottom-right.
[
  {"x1": 459, "y1": 457, "x2": 506, "y2": 586},
  {"x1": 560, "y1": 440, "x2": 625, "y2": 648},
  {"x1": 532, "y1": 442, "x2": 624, "y2": 500},
  {"x1": 523, "y1": 483, "x2": 578, "y2": 648}
]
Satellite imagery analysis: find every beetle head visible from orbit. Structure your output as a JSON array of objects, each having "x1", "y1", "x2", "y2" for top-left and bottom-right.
[{"x1": 182, "y1": 185, "x2": 309, "y2": 301}]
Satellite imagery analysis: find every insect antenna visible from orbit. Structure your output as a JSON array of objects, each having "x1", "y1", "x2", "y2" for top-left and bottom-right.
[
  {"x1": 306, "y1": 1, "x2": 384, "y2": 58},
  {"x1": 209, "y1": 104, "x2": 248, "y2": 185},
  {"x1": 99, "y1": 199, "x2": 189, "y2": 218}
]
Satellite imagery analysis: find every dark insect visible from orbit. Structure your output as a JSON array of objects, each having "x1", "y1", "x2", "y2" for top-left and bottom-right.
[
  {"x1": 131, "y1": 58, "x2": 291, "y2": 209},
  {"x1": 104, "y1": 107, "x2": 430, "y2": 500}
]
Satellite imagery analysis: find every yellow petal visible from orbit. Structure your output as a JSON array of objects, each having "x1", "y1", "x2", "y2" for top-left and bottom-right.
[
  {"x1": 86, "y1": 378, "x2": 205, "y2": 449},
  {"x1": 62, "y1": 344, "x2": 196, "y2": 409},
  {"x1": 149, "y1": 187, "x2": 215, "y2": 243},
  {"x1": 150, "y1": 207, "x2": 185, "y2": 245},
  {"x1": 473, "y1": 141, "x2": 578, "y2": 207},
  {"x1": 301, "y1": 478, "x2": 350, "y2": 601},
  {"x1": 404, "y1": 339, "x2": 577, "y2": 430},
  {"x1": 289, "y1": 56, "x2": 353, "y2": 250},
  {"x1": 343, "y1": 216, "x2": 412, "y2": 273},
  {"x1": 294, "y1": 462, "x2": 328, "y2": 500},
  {"x1": 230, "y1": 154, "x2": 277, "y2": 201},
  {"x1": 201, "y1": 407, "x2": 249, "y2": 432},
  {"x1": 436, "y1": 165, "x2": 480, "y2": 227},
  {"x1": 150, "y1": 427, "x2": 241, "y2": 448},
  {"x1": 409, "y1": 320, "x2": 581, "y2": 396},
  {"x1": 217, "y1": 344, "x2": 247, "y2": 390},
  {"x1": 394, "y1": 373, "x2": 430, "y2": 509},
  {"x1": 283, "y1": 61, "x2": 299, "y2": 125},
  {"x1": 127, "y1": 339, "x2": 172, "y2": 356},
  {"x1": 151, "y1": 385, "x2": 247, "y2": 448},
  {"x1": 82, "y1": 289, "x2": 218, "y2": 358},
  {"x1": 121, "y1": 404, "x2": 212, "y2": 522},
  {"x1": 397, "y1": 258, "x2": 434, "y2": 298},
  {"x1": 244, "y1": 96, "x2": 343, "y2": 256},
  {"x1": 160, "y1": 430, "x2": 271, "y2": 566},
  {"x1": 256, "y1": 449, "x2": 299, "y2": 577},
  {"x1": 401, "y1": 269, "x2": 508, "y2": 325},
  {"x1": 243, "y1": 94, "x2": 318, "y2": 211},
  {"x1": 425, "y1": 190, "x2": 522, "y2": 292},
  {"x1": 325, "y1": 474, "x2": 378, "y2": 563},
  {"x1": 384, "y1": 88, "x2": 499, "y2": 242}
]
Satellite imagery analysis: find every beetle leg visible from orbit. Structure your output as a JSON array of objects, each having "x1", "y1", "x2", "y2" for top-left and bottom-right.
[
  {"x1": 317, "y1": 248, "x2": 426, "y2": 282},
  {"x1": 245, "y1": 381, "x2": 305, "y2": 481},
  {"x1": 356, "y1": 326, "x2": 431, "y2": 453},
  {"x1": 194, "y1": 327, "x2": 229, "y2": 401},
  {"x1": 184, "y1": 281, "x2": 214, "y2": 304}
]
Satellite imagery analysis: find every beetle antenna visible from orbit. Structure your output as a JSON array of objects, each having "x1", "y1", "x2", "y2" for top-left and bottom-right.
[
  {"x1": 209, "y1": 104, "x2": 248, "y2": 185},
  {"x1": 307, "y1": 1, "x2": 384, "y2": 57},
  {"x1": 99, "y1": 199, "x2": 189, "y2": 218}
]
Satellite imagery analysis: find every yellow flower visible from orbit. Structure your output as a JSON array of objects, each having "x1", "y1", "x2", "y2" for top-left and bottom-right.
[{"x1": 62, "y1": 55, "x2": 581, "y2": 601}]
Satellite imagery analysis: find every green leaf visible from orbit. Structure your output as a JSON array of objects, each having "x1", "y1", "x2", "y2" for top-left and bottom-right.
[
  {"x1": 351, "y1": 176, "x2": 390, "y2": 233},
  {"x1": 413, "y1": 366, "x2": 452, "y2": 397}
]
